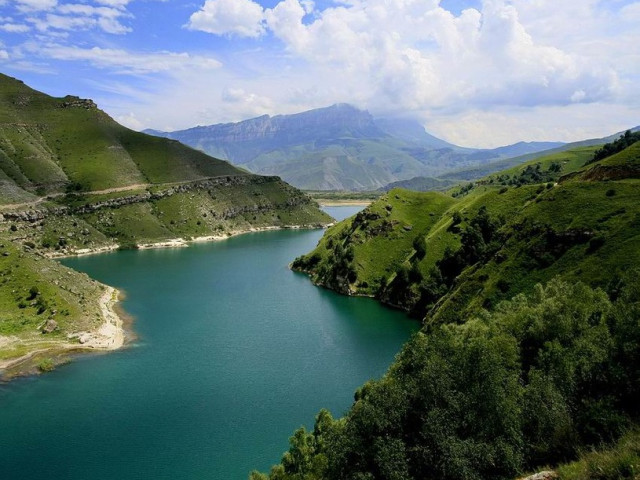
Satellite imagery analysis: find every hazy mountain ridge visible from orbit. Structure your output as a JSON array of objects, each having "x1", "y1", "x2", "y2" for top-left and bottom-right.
[{"x1": 146, "y1": 104, "x2": 565, "y2": 191}]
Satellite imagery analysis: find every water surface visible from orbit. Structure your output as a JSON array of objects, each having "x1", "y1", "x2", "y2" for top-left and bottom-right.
[{"x1": 0, "y1": 206, "x2": 416, "y2": 479}]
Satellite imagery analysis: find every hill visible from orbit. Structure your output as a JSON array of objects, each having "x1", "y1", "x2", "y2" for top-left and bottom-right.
[
  {"x1": 146, "y1": 105, "x2": 563, "y2": 191},
  {"x1": 379, "y1": 176, "x2": 457, "y2": 192},
  {"x1": 256, "y1": 137, "x2": 640, "y2": 479},
  {"x1": 436, "y1": 126, "x2": 640, "y2": 184},
  {"x1": 0, "y1": 73, "x2": 331, "y2": 375}
]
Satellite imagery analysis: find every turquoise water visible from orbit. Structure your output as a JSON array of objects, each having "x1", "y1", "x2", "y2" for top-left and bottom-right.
[{"x1": 0, "y1": 206, "x2": 416, "y2": 480}]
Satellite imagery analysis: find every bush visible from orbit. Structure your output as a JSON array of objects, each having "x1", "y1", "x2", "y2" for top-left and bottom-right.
[{"x1": 37, "y1": 358, "x2": 55, "y2": 372}]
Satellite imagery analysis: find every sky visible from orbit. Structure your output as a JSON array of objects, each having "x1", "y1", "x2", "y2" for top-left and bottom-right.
[{"x1": 0, "y1": 0, "x2": 639, "y2": 148}]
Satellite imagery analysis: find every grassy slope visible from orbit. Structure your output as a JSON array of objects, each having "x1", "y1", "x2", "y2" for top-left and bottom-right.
[
  {"x1": 295, "y1": 142, "x2": 640, "y2": 319},
  {"x1": 0, "y1": 73, "x2": 242, "y2": 194},
  {"x1": 0, "y1": 233, "x2": 105, "y2": 369}
]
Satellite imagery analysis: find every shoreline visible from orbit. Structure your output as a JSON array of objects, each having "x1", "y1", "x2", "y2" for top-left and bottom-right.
[
  {"x1": 45, "y1": 223, "x2": 330, "y2": 259},
  {"x1": 0, "y1": 286, "x2": 125, "y2": 378},
  {"x1": 1, "y1": 222, "x2": 330, "y2": 378}
]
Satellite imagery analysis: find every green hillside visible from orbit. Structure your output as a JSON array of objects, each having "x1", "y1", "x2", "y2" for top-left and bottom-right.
[
  {"x1": 293, "y1": 139, "x2": 640, "y2": 320},
  {"x1": 0, "y1": 73, "x2": 331, "y2": 375},
  {"x1": 0, "y1": 73, "x2": 242, "y2": 198},
  {"x1": 262, "y1": 138, "x2": 640, "y2": 479}
]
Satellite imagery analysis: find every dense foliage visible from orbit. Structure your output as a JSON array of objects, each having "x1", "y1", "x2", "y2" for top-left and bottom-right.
[
  {"x1": 252, "y1": 276, "x2": 640, "y2": 480},
  {"x1": 587, "y1": 130, "x2": 640, "y2": 165}
]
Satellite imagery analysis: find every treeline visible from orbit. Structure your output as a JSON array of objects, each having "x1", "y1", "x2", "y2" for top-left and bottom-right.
[
  {"x1": 251, "y1": 275, "x2": 640, "y2": 480},
  {"x1": 482, "y1": 162, "x2": 562, "y2": 187},
  {"x1": 587, "y1": 130, "x2": 640, "y2": 165}
]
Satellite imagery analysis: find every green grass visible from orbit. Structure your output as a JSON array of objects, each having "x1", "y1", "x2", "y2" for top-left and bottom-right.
[
  {"x1": 557, "y1": 430, "x2": 640, "y2": 480},
  {"x1": 0, "y1": 72, "x2": 245, "y2": 195},
  {"x1": 295, "y1": 142, "x2": 640, "y2": 325},
  {"x1": 0, "y1": 232, "x2": 104, "y2": 340}
]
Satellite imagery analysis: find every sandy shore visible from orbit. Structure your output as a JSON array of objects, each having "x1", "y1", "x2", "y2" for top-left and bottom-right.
[
  {"x1": 66, "y1": 286, "x2": 125, "y2": 350},
  {"x1": 0, "y1": 286, "x2": 125, "y2": 374}
]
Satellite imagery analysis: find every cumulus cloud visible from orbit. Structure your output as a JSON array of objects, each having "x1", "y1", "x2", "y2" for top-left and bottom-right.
[
  {"x1": 184, "y1": 0, "x2": 620, "y2": 122},
  {"x1": 3, "y1": 0, "x2": 637, "y2": 147},
  {"x1": 187, "y1": 0, "x2": 265, "y2": 37}
]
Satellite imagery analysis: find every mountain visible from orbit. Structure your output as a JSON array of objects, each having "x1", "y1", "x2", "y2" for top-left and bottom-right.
[
  {"x1": 257, "y1": 137, "x2": 640, "y2": 480},
  {"x1": 0, "y1": 72, "x2": 330, "y2": 374},
  {"x1": 146, "y1": 105, "x2": 565, "y2": 191}
]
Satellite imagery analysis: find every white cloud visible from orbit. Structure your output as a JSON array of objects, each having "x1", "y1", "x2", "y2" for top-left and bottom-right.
[
  {"x1": 427, "y1": 102, "x2": 640, "y2": 148},
  {"x1": 0, "y1": 23, "x2": 31, "y2": 32},
  {"x1": 15, "y1": 0, "x2": 57, "y2": 12},
  {"x1": 10, "y1": 0, "x2": 133, "y2": 35},
  {"x1": 95, "y1": 0, "x2": 131, "y2": 8},
  {"x1": 27, "y1": 3, "x2": 133, "y2": 34},
  {"x1": 96, "y1": 15, "x2": 130, "y2": 34},
  {"x1": 173, "y1": 0, "x2": 638, "y2": 146},
  {"x1": 0, "y1": 49, "x2": 9, "y2": 59},
  {"x1": 34, "y1": 14, "x2": 97, "y2": 31},
  {"x1": 220, "y1": 87, "x2": 274, "y2": 116},
  {"x1": 116, "y1": 112, "x2": 145, "y2": 130},
  {"x1": 4, "y1": 0, "x2": 635, "y2": 147},
  {"x1": 29, "y1": 44, "x2": 222, "y2": 74},
  {"x1": 187, "y1": 0, "x2": 265, "y2": 37}
]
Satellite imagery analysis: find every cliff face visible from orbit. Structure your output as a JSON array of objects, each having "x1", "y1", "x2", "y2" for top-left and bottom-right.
[{"x1": 153, "y1": 104, "x2": 386, "y2": 165}]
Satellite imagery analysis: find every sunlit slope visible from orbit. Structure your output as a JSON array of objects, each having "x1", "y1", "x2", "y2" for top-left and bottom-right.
[
  {"x1": 293, "y1": 141, "x2": 640, "y2": 323},
  {"x1": 0, "y1": 73, "x2": 241, "y2": 197}
]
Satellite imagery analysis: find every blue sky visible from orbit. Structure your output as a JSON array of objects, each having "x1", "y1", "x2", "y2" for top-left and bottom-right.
[{"x1": 0, "y1": 0, "x2": 638, "y2": 147}]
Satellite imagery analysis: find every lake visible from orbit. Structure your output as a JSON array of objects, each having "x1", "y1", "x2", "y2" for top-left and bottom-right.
[{"x1": 0, "y1": 206, "x2": 416, "y2": 480}]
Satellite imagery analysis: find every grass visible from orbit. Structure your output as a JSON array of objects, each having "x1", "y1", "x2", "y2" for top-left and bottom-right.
[
  {"x1": 305, "y1": 190, "x2": 382, "y2": 203},
  {"x1": 0, "y1": 72, "x2": 244, "y2": 195},
  {"x1": 0, "y1": 231, "x2": 104, "y2": 340},
  {"x1": 295, "y1": 141, "x2": 640, "y2": 325},
  {"x1": 557, "y1": 430, "x2": 640, "y2": 480}
]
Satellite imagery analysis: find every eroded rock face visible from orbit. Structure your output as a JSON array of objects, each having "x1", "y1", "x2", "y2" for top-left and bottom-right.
[{"x1": 59, "y1": 96, "x2": 97, "y2": 110}]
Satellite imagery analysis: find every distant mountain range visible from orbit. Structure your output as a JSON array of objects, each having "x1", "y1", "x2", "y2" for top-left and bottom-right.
[{"x1": 145, "y1": 104, "x2": 565, "y2": 191}]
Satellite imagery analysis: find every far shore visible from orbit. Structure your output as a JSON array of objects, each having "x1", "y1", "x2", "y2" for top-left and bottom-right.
[
  {"x1": 44, "y1": 222, "x2": 331, "y2": 259},
  {"x1": 317, "y1": 200, "x2": 372, "y2": 207}
]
